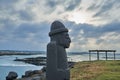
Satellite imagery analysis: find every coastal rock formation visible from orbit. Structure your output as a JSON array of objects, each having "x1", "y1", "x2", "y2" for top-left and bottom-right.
[
  {"x1": 13, "y1": 67, "x2": 46, "y2": 80},
  {"x1": 14, "y1": 57, "x2": 46, "y2": 66},
  {"x1": 6, "y1": 71, "x2": 18, "y2": 80},
  {"x1": 24, "y1": 70, "x2": 33, "y2": 77},
  {"x1": 46, "y1": 21, "x2": 71, "y2": 80},
  {"x1": 22, "y1": 69, "x2": 45, "y2": 78},
  {"x1": 6, "y1": 67, "x2": 46, "y2": 80}
]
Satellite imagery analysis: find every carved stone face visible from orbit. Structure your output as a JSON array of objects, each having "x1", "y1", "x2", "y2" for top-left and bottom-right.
[
  {"x1": 49, "y1": 21, "x2": 71, "y2": 48},
  {"x1": 58, "y1": 32, "x2": 71, "y2": 48}
]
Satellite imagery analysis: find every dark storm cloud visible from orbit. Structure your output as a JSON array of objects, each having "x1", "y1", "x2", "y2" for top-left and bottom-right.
[
  {"x1": 0, "y1": 0, "x2": 51, "y2": 50},
  {"x1": 0, "y1": 21, "x2": 50, "y2": 50},
  {"x1": 67, "y1": 22, "x2": 99, "y2": 38},
  {"x1": 13, "y1": 24, "x2": 39, "y2": 38},
  {"x1": 0, "y1": 0, "x2": 19, "y2": 13},
  {"x1": 64, "y1": 21, "x2": 120, "y2": 51},
  {"x1": 44, "y1": 0, "x2": 59, "y2": 14},
  {"x1": 46, "y1": 0, "x2": 81, "y2": 11},
  {"x1": 46, "y1": 0, "x2": 58, "y2": 8},
  {"x1": 87, "y1": 0, "x2": 114, "y2": 11},
  {"x1": 93, "y1": 1, "x2": 115, "y2": 17},
  {"x1": 65, "y1": 0, "x2": 81, "y2": 11},
  {"x1": 0, "y1": 0, "x2": 34, "y2": 22},
  {"x1": 96, "y1": 39, "x2": 104, "y2": 44},
  {"x1": 65, "y1": 21, "x2": 120, "y2": 40},
  {"x1": 0, "y1": 0, "x2": 119, "y2": 51},
  {"x1": 86, "y1": 0, "x2": 120, "y2": 18},
  {"x1": 0, "y1": 18, "x2": 17, "y2": 35},
  {"x1": 13, "y1": 22, "x2": 49, "y2": 40},
  {"x1": 0, "y1": 0, "x2": 18, "y2": 6},
  {"x1": 18, "y1": 10, "x2": 34, "y2": 21},
  {"x1": 87, "y1": 2, "x2": 101, "y2": 11},
  {"x1": 100, "y1": 21, "x2": 120, "y2": 33}
]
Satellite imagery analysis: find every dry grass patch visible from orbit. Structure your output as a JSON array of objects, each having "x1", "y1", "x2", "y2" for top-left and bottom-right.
[{"x1": 70, "y1": 61, "x2": 105, "y2": 80}]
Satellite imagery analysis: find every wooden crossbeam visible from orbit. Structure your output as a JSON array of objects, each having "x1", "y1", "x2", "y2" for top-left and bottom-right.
[
  {"x1": 88, "y1": 50, "x2": 116, "y2": 61},
  {"x1": 89, "y1": 50, "x2": 116, "y2": 52}
]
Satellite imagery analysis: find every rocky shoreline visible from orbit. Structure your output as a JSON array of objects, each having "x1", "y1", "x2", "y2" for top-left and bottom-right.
[
  {"x1": 6, "y1": 56, "x2": 75, "y2": 80},
  {"x1": 6, "y1": 67, "x2": 46, "y2": 80},
  {"x1": 14, "y1": 57, "x2": 46, "y2": 66},
  {"x1": 14, "y1": 56, "x2": 75, "y2": 68},
  {"x1": 0, "y1": 50, "x2": 43, "y2": 56}
]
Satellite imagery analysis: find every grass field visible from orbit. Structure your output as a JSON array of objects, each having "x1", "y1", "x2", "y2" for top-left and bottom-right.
[{"x1": 70, "y1": 60, "x2": 120, "y2": 80}]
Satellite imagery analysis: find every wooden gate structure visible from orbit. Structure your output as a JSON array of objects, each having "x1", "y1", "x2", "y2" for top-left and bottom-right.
[{"x1": 89, "y1": 50, "x2": 116, "y2": 61}]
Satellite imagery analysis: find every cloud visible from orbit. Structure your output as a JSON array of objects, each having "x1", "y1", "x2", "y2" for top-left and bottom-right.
[
  {"x1": 46, "y1": 0, "x2": 81, "y2": 11},
  {"x1": 46, "y1": 0, "x2": 58, "y2": 8},
  {"x1": 12, "y1": 22, "x2": 50, "y2": 43},
  {"x1": 93, "y1": 0, "x2": 116, "y2": 17},
  {"x1": 0, "y1": 0, "x2": 120, "y2": 52},
  {"x1": 100, "y1": 21, "x2": 120, "y2": 33},
  {"x1": 18, "y1": 10, "x2": 34, "y2": 21},
  {"x1": 65, "y1": 0, "x2": 81, "y2": 11},
  {"x1": 65, "y1": 21, "x2": 120, "y2": 52},
  {"x1": 85, "y1": 0, "x2": 120, "y2": 26},
  {"x1": 87, "y1": 1, "x2": 102, "y2": 11},
  {"x1": 0, "y1": 19, "x2": 50, "y2": 50},
  {"x1": 0, "y1": 0, "x2": 18, "y2": 7}
]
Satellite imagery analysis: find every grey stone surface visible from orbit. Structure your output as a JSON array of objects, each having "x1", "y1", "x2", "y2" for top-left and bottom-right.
[
  {"x1": 46, "y1": 21, "x2": 71, "y2": 80},
  {"x1": 31, "y1": 76, "x2": 41, "y2": 80},
  {"x1": 6, "y1": 71, "x2": 18, "y2": 80},
  {"x1": 20, "y1": 67, "x2": 46, "y2": 80},
  {"x1": 25, "y1": 70, "x2": 33, "y2": 77}
]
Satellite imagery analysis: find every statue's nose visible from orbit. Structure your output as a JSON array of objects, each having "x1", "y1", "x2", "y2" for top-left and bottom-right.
[{"x1": 68, "y1": 37, "x2": 71, "y2": 43}]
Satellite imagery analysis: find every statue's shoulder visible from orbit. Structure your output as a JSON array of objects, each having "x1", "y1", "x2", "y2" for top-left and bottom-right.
[
  {"x1": 47, "y1": 41, "x2": 57, "y2": 47},
  {"x1": 47, "y1": 41, "x2": 57, "y2": 53}
]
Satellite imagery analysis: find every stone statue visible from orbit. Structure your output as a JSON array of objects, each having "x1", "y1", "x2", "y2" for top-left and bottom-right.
[{"x1": 46, "y1": 21, "x2": 71, "y2": 80}]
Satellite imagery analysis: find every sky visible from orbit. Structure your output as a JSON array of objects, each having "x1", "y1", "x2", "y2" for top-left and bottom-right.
[{"x1": 0, "y1": 0, "x2": 120, "y2": 52}]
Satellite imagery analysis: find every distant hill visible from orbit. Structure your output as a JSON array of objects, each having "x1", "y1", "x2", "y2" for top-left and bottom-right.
[
  {"x1": 0, "y1": 50, "x2": 45, "y2": 56},
  {"x1": 68, "y1": 52, "x2": 89, "y2": 55}
]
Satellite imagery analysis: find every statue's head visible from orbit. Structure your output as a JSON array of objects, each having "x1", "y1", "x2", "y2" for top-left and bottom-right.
[{"x1": 49, "y1": 21, "x2": 71, "y2": 48}]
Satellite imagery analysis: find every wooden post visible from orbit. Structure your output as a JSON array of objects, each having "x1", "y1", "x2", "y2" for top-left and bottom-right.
[
  {"x1": 89, "y1": 51, "x2": 91, "y2": 61},
  {"x1": 97, "y1": 51, "x2": 99, "y2": 60},
  {"x1": 89, "y1": 50, "x2": 116, "y2": 61},
  {"x1": 105, "y1": 51, "x2": 107, "y2": 60},
  {"x1": 114, "y1": 51, "x2": 115, "y2": 60}
]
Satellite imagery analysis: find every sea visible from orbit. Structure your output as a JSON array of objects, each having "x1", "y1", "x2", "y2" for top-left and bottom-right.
[{"x1": 0, "y1": 51, "x2": 120, "y2": 80}]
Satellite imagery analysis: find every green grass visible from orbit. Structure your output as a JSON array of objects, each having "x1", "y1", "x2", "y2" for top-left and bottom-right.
[{"x1": 70, "y1": 60, "x2": 120, "y2": 80}]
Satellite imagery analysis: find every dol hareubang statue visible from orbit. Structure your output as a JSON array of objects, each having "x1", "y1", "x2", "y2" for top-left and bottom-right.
[{"x1": 46, "y1": 21, "x2": 71, "y2": 80}]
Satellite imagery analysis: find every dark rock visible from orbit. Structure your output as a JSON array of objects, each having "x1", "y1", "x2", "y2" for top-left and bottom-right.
[
  {"x1": 31, "y1": 76, "x2": 41, "y2": 80},
  {"x1": 25, "y1": 70, "x2": 33, "y2": 77},
  {"x1": 22, "y1": 75, "x2": 26, "y2": 78},
  {"x1": 41, "y1": 67, "x2": 46, "y2": 72},
  {"x1": 33, "y1": 70, "x2": 39, "y2": 74},
  {"x1": 33, "y1": 70, "x2": 42, "y2": 74},
  {"x1": 6, "y1": 71, "x2": 18, "y2": 80},
  {"x1": 14, "y1": 57, "x2": 46, "y2": 66}
]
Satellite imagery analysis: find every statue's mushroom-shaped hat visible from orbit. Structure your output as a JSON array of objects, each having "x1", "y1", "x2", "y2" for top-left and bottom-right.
[{"x1": 49, "y1": 21, "x2": 68, "y2": 36}]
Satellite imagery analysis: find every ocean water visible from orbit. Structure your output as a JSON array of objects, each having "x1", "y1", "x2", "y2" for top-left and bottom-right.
[
  {"x1": 0, "y1": 55, "x2": 44, "y2": 80},
  {"x1": 0, "y1": 66, "x2": 42, "y2": 80},
  {"x1": 68, "y1": 52, "x2": 120, "y2": 62},
  {"x1": 0, "y1": 52, "x2": 120, "y2": 80}
]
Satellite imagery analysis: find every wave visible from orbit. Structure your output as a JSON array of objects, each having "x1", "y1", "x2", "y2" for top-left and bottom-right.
[{"x1": 0, "y1": 64, "x2": 37, "y2": 67}]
